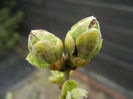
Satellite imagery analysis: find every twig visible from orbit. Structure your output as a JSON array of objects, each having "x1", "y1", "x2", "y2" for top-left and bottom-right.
[{"x1": 64, "y1": 69, "x2": 70, "y2": 81}]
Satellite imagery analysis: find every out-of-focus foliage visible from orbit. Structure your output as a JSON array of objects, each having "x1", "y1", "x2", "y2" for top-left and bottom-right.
[
  {"x1": 49, "y1": 71, "x2": 64, "y2": 84},
  {"x1": 0, "y1": 0, "x2": 23, "y2": 53},
  {"x1": 5, "y1": 92, "x2": 13, "y2": 99}
]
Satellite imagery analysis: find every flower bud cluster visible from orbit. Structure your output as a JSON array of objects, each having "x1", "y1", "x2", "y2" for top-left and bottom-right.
[
  {"x1": 26, "y1": 16, "x2": 102, "y2": 70},
  {"x1": 26, "y1": 16, "x2": 103, "y2": 99},
  {"x1": 65, "y1": 16, "x2": 102, "y2": 68}
]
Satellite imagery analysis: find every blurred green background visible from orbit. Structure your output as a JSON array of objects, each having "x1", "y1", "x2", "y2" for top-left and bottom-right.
[{"x1": 0, "y1": 0, "x2": 23, "y2": 53}]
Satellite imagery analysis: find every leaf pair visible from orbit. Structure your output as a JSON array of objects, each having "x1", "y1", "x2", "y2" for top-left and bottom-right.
[{"x1": 60, "y1": 80, "x2": 88, "y2": 99}]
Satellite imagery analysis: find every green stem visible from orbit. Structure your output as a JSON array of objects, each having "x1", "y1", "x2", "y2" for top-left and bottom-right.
[{"x1": 64, "y1": 70, "x2": 70, "y2": 81}]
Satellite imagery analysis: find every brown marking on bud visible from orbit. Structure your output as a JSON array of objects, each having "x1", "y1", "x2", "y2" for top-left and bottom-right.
[
  {"x1": 30, "y1": 32, "x2": 37, "y2": 40},
  {"x1": 89, "y1": 19, "x2": 97, "y2": 28},
  {"x1": 48, "y1": 58, "x2": 65, "y2": 70},
  {"x1": 48, "y1": 64, "x2": 57, "y2": 70}
]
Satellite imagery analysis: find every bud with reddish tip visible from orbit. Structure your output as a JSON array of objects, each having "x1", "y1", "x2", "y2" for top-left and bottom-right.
[
  {"x1": 26, "y1": 29, "x2": 64, "y2": 70},
  {"x1": 65, "y1": 16, "x2": 103, "y2": 68}
]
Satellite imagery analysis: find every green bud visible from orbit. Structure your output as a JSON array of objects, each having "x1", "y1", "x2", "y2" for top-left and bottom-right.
[
  {"x1": 65, "y1": 16, "x2": 103, "y2": 67},
  {"x1": 60, "y1": 80, "x2": 88, "y2": 99},
  {"x1": 49, "y1": 71, "x2": 64, "y2": 84},
  {"x1": 71, "y1": 88, "x2": 88, "y2": 99},
  {"x1": 26, "y1": 29, "x2": 64, "y2": 70}
]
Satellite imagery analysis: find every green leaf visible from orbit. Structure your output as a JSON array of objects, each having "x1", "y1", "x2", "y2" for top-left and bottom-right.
[
  {"x1": 32, "y1": 41, "x2": 57, "y2": 64},
  {"x1": 26, "y1": 53, "x2": 49, "y2": 68},
  {"x1": 71, "y1": 18, "x2": 88, "y2": 30},
  {"x1": 55, "y1": 39, "x2": 64, "y2": 59},
  {"x1": 61, "y1": 80, "x2": 78, "y2": 99},
  {"x1": 76, "y1": 28, "x2": 101, "y2": 60},
  {"x1": 65, "y1": 32, "x2": 75, "y2": 56},
  {"x1": 31, "y1": 30, "x2": 57, "y2": 43},
  {"x1": 70, "y1": 16, "x2": 97, "y2": 42},
  {"x1": 90, "y1": 39, "x2": 103, "y2": 58},
  {"x1": 28, "y1": 33, "x2": 39, "y2": 52}
]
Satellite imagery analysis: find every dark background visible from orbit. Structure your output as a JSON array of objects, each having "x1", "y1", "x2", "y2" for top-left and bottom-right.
[{"x1": 0, "y1": 0, "x2": 133, "y2": 98}]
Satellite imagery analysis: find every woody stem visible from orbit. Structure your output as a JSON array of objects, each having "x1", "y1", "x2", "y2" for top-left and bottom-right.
[{"x1": 64, "y1": 69, "x2": 70, "y2": 81}]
